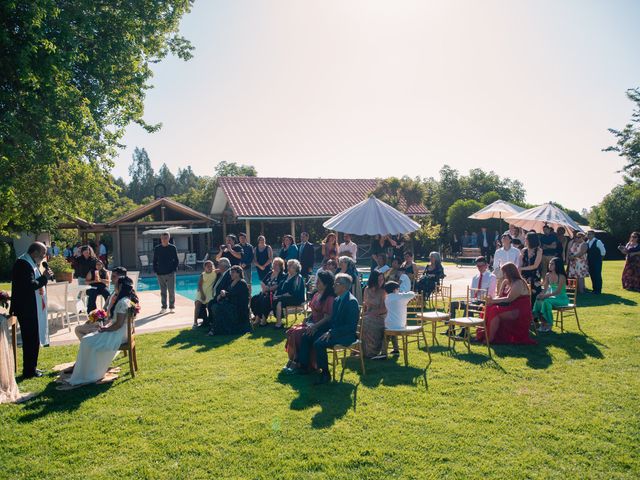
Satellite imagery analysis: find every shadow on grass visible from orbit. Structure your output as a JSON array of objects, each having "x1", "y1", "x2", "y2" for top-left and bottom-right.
[
  {"x1": 579, "y1": 292, "x2": 637, "y2": 307},
  {"x1": 249, "y1": 325, "x2": 286, "y2": 347},
  {"x1": 359, "y1": 355, "x2": 430, "y2": 391},
  {"x1": 277, "y1": 372, "x2": 357, "y2": 429},
  {"x1": 163, "y1": 328, "x2": 243, "y2": 352}
]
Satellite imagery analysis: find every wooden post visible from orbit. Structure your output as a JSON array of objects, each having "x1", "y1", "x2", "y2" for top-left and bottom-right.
[
  {"x1": 245, "y1": 219, "x2": 251, "y2": 243},
  {"x1": 115, "y1": 225, "x2": 121, "y2": 266},
  {"x1": 222, "y1": 215, "x2": 227, "y2": 240},
  {"x1": 290, "y1": 219, "x2": 296, "y2": 241},
  {"x1": 133, "y1": 224, "x2": 138, "y2": 268}
]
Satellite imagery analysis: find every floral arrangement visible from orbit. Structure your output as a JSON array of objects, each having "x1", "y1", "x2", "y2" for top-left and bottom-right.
[
  {"x1": 87, "y1": 308, "x2": 108, "y2": 323},
  {"x1": 128, "y1": 301, "x2": 141, "y2": 317},
  {"x1": 0, "y1": 291, "x2": 10, "y2": 310}
]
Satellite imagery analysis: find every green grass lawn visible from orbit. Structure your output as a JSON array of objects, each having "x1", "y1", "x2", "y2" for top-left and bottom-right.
[{"x1": 1, "y1": 261, "x2": 638, "y2": 479}]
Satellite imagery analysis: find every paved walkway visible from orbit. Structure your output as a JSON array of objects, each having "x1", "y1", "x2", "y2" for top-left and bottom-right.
[{"x1": 47, "y1": 265, "x2": 477, "y2": 346}]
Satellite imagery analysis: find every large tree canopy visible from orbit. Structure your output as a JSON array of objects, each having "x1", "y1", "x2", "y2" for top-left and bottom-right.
[
  {"x1": 0, "y1": 0, "x2": 194, "y2": 234},
  {"x1": 605, "y1": 87, "x2": 640, "y2": 180}
]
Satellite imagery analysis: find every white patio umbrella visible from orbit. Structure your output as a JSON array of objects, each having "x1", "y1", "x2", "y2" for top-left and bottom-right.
[
  {"x1": 322, "y1": 196, "x2": 420, "y2": 235},
  {"x1": 504, "y1": 203, "x2": 583, "y2": 235},
  {"x1": 468, "y1": 200, "x2": 525, "y2": 221}
]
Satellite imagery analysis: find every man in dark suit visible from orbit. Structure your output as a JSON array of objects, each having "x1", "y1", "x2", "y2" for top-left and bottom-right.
[
  {"x1": 297, "y1": 231, "x2": 315, "y2": 279},
  {"x1": 206, "y1": 258, "x2": 232, "y2": 334},
  {"x1": 10, "y1": 242, "x2": 53, "y2": 378},
  {"x1": 297, "y1": 273, "x2": 360, "y2": 384}
]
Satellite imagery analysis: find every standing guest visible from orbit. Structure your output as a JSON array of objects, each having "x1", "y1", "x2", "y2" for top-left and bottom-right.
[
  {"x1": 540, "y1": 225, "x2": 558, "y2": 277},
  {"x1": 452, "y1": 233, "x2": 461, "y2": 255},
  {"x1": 533, "y1": 257, "x2": 569, "y2": 332},
  {"x1": 153, "y1": 232, "x2": 179, "y2": 313},
  {"x1": 520, "y1": 232, "x2": 543, "y2": 305},
  {"x1": 416, "y1": 251, "x2": 444, "y2": 299},
  {"x1": 63, "y1": 244, "x2": 73, "y2": 260},
  {"x1": 193, "y1": 260, "x2": 217, "y2": 328},
  {"x1": 65, "y1": 276, "x2": 140, "y2": 386},
  {"x1": 76, "y1": 267, "x2": 126, "y2": 340},
  {"x1": 391, "y1": 234, "x2": 405, "y2": 260},
  {"x1": 476, "y1": 262, "x2": 535, "y2": 345},
  {"x1": 360, "y1": 271, "x2": 388, "y2": 358},
  {"x1": 321, "y1": 233, "x2": 339, "y2": 263},
  {"x1": 98, "y1": 240, "x2": 108, "y2": 267},
  {"x1": 567, "y1": 232, "x2": 589, "y2": 294},
  {"x1": 47, "y1": 241, "x2": 60, "y2": 258},
  {"x1": 250, "y1": 257, "x2": 285, "y2": 326},
  {"x1": 296, "y1": 273, "x2": 360, "y2": 385},
  {"x1": 492, "y1": 234, "x2": 521, "y2": 282},
  {"x1": 374, "y1": 281, "x2": 416, "y2": 359},
  {"x1": 470, "y1": 231, "x2": 479, "y2": 248},
  {"x1": 205, "y1": 258, "x2": 232, "y2": 330},
  {"x1": 449, "y1": 256, "x2": 497, "y2": 330},
  {"x1": 253, "y1": 235, "x2": 273, "y2": 282},
  {"x1": 297, "y1": 231, "x2": 315, "y2": 279},
  {"x1": 338, "y1": 233, "x2": 358, "y2": 262},
  {"x1": 586, "y1": 230, "x2": 606, "y2": 294},
  {"x1": 86, "y1": 259, "x2": 111, "y2": 312},
  {"x1": 216, "y1": 234, "x2": 243, "y2": 266},
  {"x1": 479, "y1": 227, "x2": 491, "y2": 259},
  {"x1": 283, "y1": 270, "x2": 336, "y2": 372},
  {"x1": 556, "y1": 227, "x2": 569, "y2": 261},
  {"x1": 619, "y1": 232, "x2": 640, "y2": 292},
  {"x1": 461, "y1": 231, "x2": 471, "y2": 248},
  {"x1": 238, "y1": 233, "x2": 254, "y2": 283},
  {"x1": 374, "y1": 252, "x2": 390, "y2": 277},
  {"x1": 370, "y1": 235, "x2": 391, "y2": 272},
  {"x1": 273, "y1": 259, "x2": 306, "y2": 329},
  {"x1": 280, "y1": 235, "x2": 299, "y2": 262},
  {"x1": 9, "y1": 242, "x2": 52, "y2": 378},
  {"x1": 73, "y1": 242, "x2": 82, "y2": 257},
  {"x1": 75, "y1": 245, "x2": 98, "y2": 284},
  {"x1": 505, "y1": 225, "x2": 526, "y2": 244},
  {"x1": 209, "y1": 266, "x2": 251, "y2": 336},
  {"x1": 401, "y1": 251, "x2": 421, "y2": 284}
]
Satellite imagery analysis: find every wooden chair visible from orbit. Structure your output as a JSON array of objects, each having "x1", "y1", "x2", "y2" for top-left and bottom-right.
[
  {"x1": 9, "y1": 315, "x2": 18, "y2": 373},
  {"x1": 553, "y1": 278, "x2": 582, "y2": 332},
  {"x1": 283, "y1": 302, "x2": 309, "y2": 327},
  {"x1": 447, "y1": 287, "x2": 491, "y2": 358},
  {"x1": 329, "y1": 309, "x2": 365, "y2": 381},
  {"x1": 420, "y1": 284, "x2": 452, "y2": 345},
  {"x1": 384, "y1": 297, "x2": 432, "y2": 366},
  {"x1": 118, "y1": 312, "x2": 138, "y2": 378}
]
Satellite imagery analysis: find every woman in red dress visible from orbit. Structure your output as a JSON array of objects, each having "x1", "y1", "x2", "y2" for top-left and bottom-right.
[
  {"x1": 283, "y1": 270, "x2": 336, "y2": 372},
  {"x1": 477, "y1": 262, "x2": 536, "y2": 345}
]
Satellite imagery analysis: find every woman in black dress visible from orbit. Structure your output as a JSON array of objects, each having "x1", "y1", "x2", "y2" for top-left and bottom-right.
[
  {"x1": 520, "y1": 231, "x2": 543, "y2": 304},
  {"x1": 210, "y1": 266, "x2": 251, "y2": 335},
  {"x1": 250, "y1": 257, "x2": 285, "y2": 326},
  {"x1": 253, "y1": 235, "x2": 273, "y2": 282}
]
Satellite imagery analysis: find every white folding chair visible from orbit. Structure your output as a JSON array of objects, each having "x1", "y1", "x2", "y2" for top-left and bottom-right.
[
  {"x1": 177, "y1": 252, "x2": 186, "y2": 270},
  {"x1": 139, "y1": 255, "x2": 151, "y2": 273},
  {"x1": 128, "y1": 271, "x2": 140, "y2": 291},
  {"x1": 185, "y1": 253, "x2": 197, "y2": 271},
  {"x1": 66, "y1": 284, "x2": 88, "y2": 325},
  {"x1": 196, "y1": 253, "x2": 209, "y2": 269},
  {"x1": 47, "y1": 282, "x2": 70, "y2": 332}
]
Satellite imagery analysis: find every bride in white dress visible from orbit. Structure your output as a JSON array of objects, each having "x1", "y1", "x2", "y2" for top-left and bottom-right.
[{"x1": 67, "y1": 277, "x2": 138, "y2": 386}]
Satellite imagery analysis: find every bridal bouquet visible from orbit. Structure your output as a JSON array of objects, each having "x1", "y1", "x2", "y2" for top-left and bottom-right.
[
  {"x1": 88, "y1": 308, "x2": 108, "y2": 323},
  {"x1": 0, "y1": 291, "x2": 9, "y2": 309},
  {"x1": 128, "y1": 301, "x2": 141, "y2": 317}
]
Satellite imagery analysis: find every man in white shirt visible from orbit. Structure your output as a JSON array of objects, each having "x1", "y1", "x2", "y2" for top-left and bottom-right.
[
  {"x1": 338, "y1": 233, "x2": 358, "y2": 262},
  {"x1": 372, "y1": 281, "x2": 415, "y2": 359},
  {"x1": 586, "y1": 230, "x2": 606, "y2": 294},
  {"x1": 493, "y1": 234, "x2": 521, "y2": 279}
]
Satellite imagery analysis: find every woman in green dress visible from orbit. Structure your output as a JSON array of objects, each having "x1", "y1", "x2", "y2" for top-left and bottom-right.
[{"x1": 533, "y1": 257, "x2": 569, "y2": 333}]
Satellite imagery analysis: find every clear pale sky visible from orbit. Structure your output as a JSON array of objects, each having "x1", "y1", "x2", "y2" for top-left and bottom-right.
[{"x1": 112, "y1": 0, "x2": 640, "y2": 211}]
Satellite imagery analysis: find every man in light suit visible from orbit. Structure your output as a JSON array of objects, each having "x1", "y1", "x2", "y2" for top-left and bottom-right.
[
  {"x1": 297, "y1": 231, "x2": 315, "y2": 279},
  {"x1": 297, "y1": 273, "x2": 360, "y2": 384}
]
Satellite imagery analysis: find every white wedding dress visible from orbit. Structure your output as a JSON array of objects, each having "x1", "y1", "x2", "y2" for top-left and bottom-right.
[
  {"x1": 68, "y1": 298, "x2": 130, "y2": 386},
  {"x1": 0, "y1": 314, "x2": 22, "y2": 403}
]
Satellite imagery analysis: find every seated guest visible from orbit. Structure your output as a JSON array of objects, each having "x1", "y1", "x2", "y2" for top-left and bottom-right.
[
  {"x1": 477, "y1": 262, "x2": 535, "y2": 344},
  {"x1": 86, "y1": 259, "x2": 111, "y2": 312},
  {"x1": 338, "y1": 233, "x2": 358, "y2": 262},
  {"x1": 253, "y1": 235, "x2": 273, "y2": 282},
  {"x1": 338, "y1": 255, "x2": 362, "y2": 302},
  {"x1": 66, "y1": 276, "x2": 139, "y2": 386},
  {"x1": 470, "y1": 231, "x2": 479, "y2": 248},
  {"x1": 360, "y1": 270, "x2": 387, "y2": 358},
  {"x1": 316, "y1": 258, "x2": 337, "y2": 277},
  {"x1": 321, "y1": 233, "x2": 339, "y2": 263},
  {"x1": 395, "y1": 266, "x2": 412, "y2": 293},
  {"x1": 283, "y1": 270, "x2": 336, "y2": 372},
  {"x1": 449, "y1": 256, "x2": 496, "y2": 336},
  {"x1": 273, "y1": 259, "x2": 306, "y2": 329},
  {"x1": 567, "y1": 232, "x2": 589, "y2": 293},
  {"x1": 216, "y1": 234, "x2": 243, "y2": 266},
  {"x1": 370, "y1": 235, "x2": 391, "y2": 272},
  {"x1": 401, "y1": 251, "x2": 420, "y2": 284},
  {"x1": 374, "y1": 252, "x2": 390, "y2": 277},
  {"x1": 75, "y1": 267, "x2": 126, "y2": 340},
  {"x1": 193, "y1": 260, "x2": 217, "y2": 328},
  {"x1": 297, "y1": 273, "x2": 360, "y2": 384},
  {"x1": 75, "y1": 245, "x2": 97, "y2": 284},
  {"x1": 375, "y1": 281, "x2": 416, "y2": 359},
  {"x1": 461, "y1": 231, "x2": 471, "y2": 248},
  {"x1": 533, "y1": 257, "x2": 569, "y2": 332},
  {"x1": 297, "y1": 231, "x2": 315, "y2": 278},
  {"x1": 512, "y1": 238, "x2": 524, "y2": 250},
  {"x1": 619, "y1": 231, "x2": 640, "y2": 292},
  {"x1": 250, "y1": 257, "x2": 285, "y2": 327},
  {"x1": 205, "y1": 258, "x2": 232, "y2": 331},
  {"x1": 416, "y1": 251, "x2": 445, "y2": 299},
  {"x1": 280, "y1": 235, "x2": 299, "y2": 262},
  {"x1": 492, "y1": 234, "x2": 521, "y2": 282},
  {"x1": 520, "y1": 232, "x2": 543, "y2": 305},
  {"x1": 209, "y1": 266, "x2": 251, "y2": 336}
]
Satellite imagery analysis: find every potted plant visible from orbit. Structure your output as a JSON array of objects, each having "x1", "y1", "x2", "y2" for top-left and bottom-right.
[{"x1": 48, "y1": 255, "x2": 73, "y2": 283}]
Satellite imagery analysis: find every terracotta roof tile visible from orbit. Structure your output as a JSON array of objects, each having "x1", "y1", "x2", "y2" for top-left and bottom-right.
[{"x1": 217, "y1": 177, "x2": 429, "y2": 218}]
